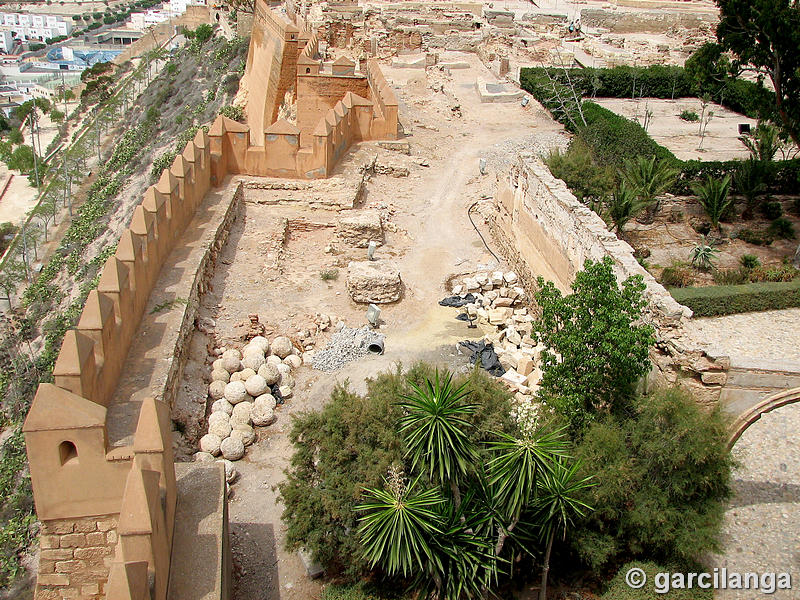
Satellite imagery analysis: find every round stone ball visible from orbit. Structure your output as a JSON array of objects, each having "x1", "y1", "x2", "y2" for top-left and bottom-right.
[
  {"x1": 254, "y1": 393, "x2": 276, "y2": 411},
  {"x1": 242, "y1": 344, "x2": 265, "y2": 358},
  {"x1": 266, "y1": 355, "x2": 282, "y2": 368},
  {"x1": 231, "y1": 424, "x2": 256, "y2": 446},
  {"x1": 212, "y1": 358, "x2": 225, "y2": 371},
  {"x1": 250, "y1": 336, "x2": 270, "y2": 354},
  {"x1": 279, "y1": 372, "x2": 295, "y2": 389},
  {"x1": 232, "y1": 401, "x2": 253, "y2": 425},
  {"x1": 194, "y1": 451, "x2": 215, "y2": 463},
  {"x1": 232, "y1": 368, "x2": 256, "y2": 383},
  {"x1": 271, "y1": 336, "x2": 293, "y2": 359},
  {"x1": 217, "y1": 458, "x2": 238, "y2": 483},
  {"x1": 209, "y1": 380, "x2": 227, "y2": 400},
  {"x1": 220, "y1": 436, "x2": 245, "y2": 461},
  {"x1": 222, "y1": 348, "x2": 242, "y2": 362},
  {"x1": 258, "y1": 364, "x2": 280, "y2": 386},
  {"x1": 208, "y1": 411, "x2": 230, "y2": 427},
  {"x1": 242, "y1": 354, "x2": 265, "y2": 372},
  {"x1": 284, "y1": 354, "x2": 302, "y2": 370},
  {"x1": 209, "y1": 419, "x2": 232, "y2": 439},
  {"x1": 277, "y1": 363, "x2": 291, "y2": 378},
  {"x1": 251, "y1": 404, "x2": 276, "y2": 427},
  {"x1": 211, "y1": 368, "x2": 230, "y2": 383},
  {"x1": 211, "y1": 398, "x2": 234, "y2": 415},
  {"x1": 224, "y1": 381, "x2": 248, "y2": 404},
  {"x1": 200, "y1": 433, "x2": 222, "y2": 456},
  {"x1": 222, "y1": 355, "x2": 242, "y2": 373},
  {"x1": 245, "y1": 374, "x2": 268, "y2": 397}
]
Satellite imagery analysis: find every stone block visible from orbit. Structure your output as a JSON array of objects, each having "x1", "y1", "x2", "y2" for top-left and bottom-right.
[
  {"x1": 55, "y1": 560, "x2": 82, "y2": 573},
  {"x1": 43, "y1": 522, "x2": 74, "y2": 535},
  {"x1": 335, "y1": 211, "x2": 384, "y2": 248},
  {"x1": 40, "y1": 535, "x2": 60, "y2": 549},
  {"x1": 81, "y1": 584, "x2": 100, "y2": 596},
  {"x1": 501, "y1": 369, "x2": 527, "y2": 387},
  {"x1": 37, "y1": 574, "x2": 70, "y2": 586},
  {"x1": 85, "y1": 532, "x2": 105, "y2": 547},
  {"x1": 494, "y1": 297, "x2": 513, "y2": 308},
  {"x1": 59, "y1": 534, "x2": 86, "y2": 548},
  {"x1": 488, "y1": 308, "x2": 513, "y2": 325},
  {"x1": 346, "y1": 260, "x2": 402, "y2": 304},
  {"x1": 73, "y1": 521, "x2": 97, "y2": 534},
  {"x1": 700, "y1": 371, "x2": 727, "y2": 386},
  {"x1": 106, "y1": 531, "x2": 118, "y2": 545},
  {"x1": 41, "y1": 549, "x2": 74, "y2": 561},
  {"x1": 95, "y1": 519, "x2": 115, "y2": 532},
  {"x1": 60, "y1": 587, "x2": 79, "y2": 599},
  {"x1": 73, "y1": 547, "x2": 112, "y2": 561},
  {"x1": 517, "y1": 358, "x2": 534, "y2": 377},
  {"x1": 39, "y1": 560, "x2": 55, "y2": 574}
]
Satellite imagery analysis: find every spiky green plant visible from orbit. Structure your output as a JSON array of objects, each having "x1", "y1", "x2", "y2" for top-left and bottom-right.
[
  {"x1": 693, "y1": 175, "x2": 732, "y2": 232},
  {"x1": 605, "y1": 181, "x2": 648, "y2": 238},
  {"x1": 619, "y1": 156, "x2": 679, "y2": 221},
  {"x1": 733, "y1": 158, "x2": 766, "y2": 219},
  {"x1": 739, "y1": 121, "x2": 780, "y2": 162},
  {"x1": 691, "y1": 238, "x2": 720, "y2": 271}
]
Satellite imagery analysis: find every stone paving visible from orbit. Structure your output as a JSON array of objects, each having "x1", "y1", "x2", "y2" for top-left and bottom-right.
[
  {"x1": 708, "y1": 403, "x2": 800, "y2": 599},
  {"x1": 684, "y1": 309, "x2": 800, "y2": 363}
]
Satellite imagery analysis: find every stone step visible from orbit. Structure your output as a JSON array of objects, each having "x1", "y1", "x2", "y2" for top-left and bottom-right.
[{"x1": 725, "y1": 369, "x2": 800, "y2": 390}]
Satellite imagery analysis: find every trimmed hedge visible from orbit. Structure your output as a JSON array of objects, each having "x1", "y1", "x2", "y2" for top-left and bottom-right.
[{"x1": 670, "y1": 280, "x2": 800, "y2": 316}]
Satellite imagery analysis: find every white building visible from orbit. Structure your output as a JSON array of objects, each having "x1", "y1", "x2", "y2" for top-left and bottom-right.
[
  {"x1": 0, "y1": 30, "x2": 14, "y2": 54},
  {"x1": 0, "y1": 12, "x2": 73, "y2": 43},
  {"x1": 129, "y1": 9, "x2": 172, "y2": 30},
  {"x1": 169, "y1": 0, "x2": 207, "y2": 17}
]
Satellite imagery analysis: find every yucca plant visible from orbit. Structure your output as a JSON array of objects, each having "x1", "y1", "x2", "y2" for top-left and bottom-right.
[
  {"x1": 739, "y1": 121, "x2": 780, "y2": 162},
  {"x1": 398, "y1": 370, "x2": 477, "y2": 505},
  {"x1": 533, "y1": 458, "x2": 595, "y2": 600},
  {"x1": 694, "y1": 174, "x2": 732, "y2": 232},
  {"x1": 620, "y1": 156, "x2": 679, "y2": 222}
]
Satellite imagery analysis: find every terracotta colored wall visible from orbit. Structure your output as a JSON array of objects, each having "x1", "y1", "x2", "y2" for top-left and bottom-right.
[
  {"x1": 244, "y1": 0, "x2": 299, "y2": 145},
  {"x1": 296, "y1": 74, "x2": 370, "y2": 142}
]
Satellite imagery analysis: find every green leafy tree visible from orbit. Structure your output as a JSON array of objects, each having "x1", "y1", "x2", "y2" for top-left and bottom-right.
[
  {"x1": 7, "y1": 129, "x2": 23, "y2": 145},
  {"x1": 532, "y1": 257, "x2": 655, "y2": 433},
  {"x1": 619, "y1": 155, "x2": 678, "y2": 222},
  {"x1": 716, "y1": 0, "x2": 800, "y2": 147},
  {"x1": 693, "y1": 174, "x2": 732, "y2": 231},
  {"x1": 572, "y1": 388, "x2": 734, "y2": 570},
  {"x1": 604, "y1": 181, "x2": 648, "y2": 238},
  {"x1": 684, "y1": 42, "x2": 732, "y2": 95}
]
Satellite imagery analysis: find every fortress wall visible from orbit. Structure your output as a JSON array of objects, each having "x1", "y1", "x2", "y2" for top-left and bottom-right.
[
  {"x1": 491, "y1": 155, "x2": 730, "y2": 407},
  {"x1": 365, "y1": 59, "x2": 399, "y2": 139},
  {"x1": 296, "y1": 74, "x2": 370, "y2": 141},
  {"x1": 24, "y1": 131, "x2": 218, "y2": 600},
  {"x1": 244, "y1": 0, "x2": 300, "y2": 146}
]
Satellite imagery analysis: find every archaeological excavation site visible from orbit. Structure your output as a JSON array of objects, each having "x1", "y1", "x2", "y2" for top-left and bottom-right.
[{"x1": 3, "y1": 0, "x2": 800, "y2": 598}]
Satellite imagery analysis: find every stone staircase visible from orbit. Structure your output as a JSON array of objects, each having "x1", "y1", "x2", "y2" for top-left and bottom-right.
[{"x1": 720, "y1": 357, "x2": 800, "y2": 417}]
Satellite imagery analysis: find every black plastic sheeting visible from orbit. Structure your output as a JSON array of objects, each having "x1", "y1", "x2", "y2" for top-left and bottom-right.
[
  {"x1": 459, "y1": 340, "x2": 505, "y2": 377},
  {"x1": 271, "y1": 383, "x2": 285, "y2": 405},
  {"x1": 439, "y1": 293, "x2": 476, "y2": 308}
]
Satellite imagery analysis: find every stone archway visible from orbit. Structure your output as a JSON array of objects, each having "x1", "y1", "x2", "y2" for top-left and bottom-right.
[{"x1": 728, "y1": 387, "x2": 800, "y2": 449}]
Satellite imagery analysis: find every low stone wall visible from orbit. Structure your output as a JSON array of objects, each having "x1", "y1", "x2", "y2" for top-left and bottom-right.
[
  {"x1": 581, "y1": 7, "x2": 716, "y2": 34},
  {"x1": 491, "y1": 154, "x2": 729, "y2": 406}
]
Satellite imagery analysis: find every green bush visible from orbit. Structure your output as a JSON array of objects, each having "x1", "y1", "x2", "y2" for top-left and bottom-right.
[
  {"x1": 761, "y1": 200, "x2": 783, "y2": 219},
  {"x1": 660, "y1": 264, "x2": 694, "y2": 287},
  {"x1": 768, "y1": 217, "x2": 796, "y2": 239},
  {"x1": 740, "y1": 254, "x2": 760, "y2": 268},
  {"x1": 670, "y1": 280, "x2": 800, "y2": 316},
  {"x1": 321, "y1": 583, "x2": 410, "y2": 600},
  {"x1": 737, "y1": 227, "x2": 774, "y2": 246},
  {"x1": 601, "y1": 562, "x2": 713, "y2": 600},
  {"x1": 279, "y1": 364, "x2": 515, "y2": 580},
  {"x1": 572, "y1": 389, "x2": 733, "y2": 570},
  {"x1": 679, "y1": 110, "x2": 699, "y2": 122},
  {"x1": 713, "y1": 267, "x2": 749, "y2": 285},
  {"x1": 543, "y1": 138, "x2": 615, "y2": 202}
]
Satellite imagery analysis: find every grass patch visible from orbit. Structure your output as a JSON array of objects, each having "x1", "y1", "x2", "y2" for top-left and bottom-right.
[{"x1": 670, "y1": 280, "x2": 800, "y2": 316}]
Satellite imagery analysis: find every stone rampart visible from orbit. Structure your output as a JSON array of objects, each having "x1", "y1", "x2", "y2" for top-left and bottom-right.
[{"x1": 491, "y1": 155, "x2": 730, "y2": 406}]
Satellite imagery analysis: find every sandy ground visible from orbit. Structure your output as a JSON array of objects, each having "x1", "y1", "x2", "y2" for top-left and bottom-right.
[
  {"x1": 594, "y1": 98, "x2": 763, "y2": 162},
  {"x1": 171, "y1": 51, "x2": 566, "y2": 600}
]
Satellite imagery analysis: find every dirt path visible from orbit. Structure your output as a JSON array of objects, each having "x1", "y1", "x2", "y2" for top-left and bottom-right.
[{"x1": 171, "y1": 51, "x2": 567, "y2": 600}]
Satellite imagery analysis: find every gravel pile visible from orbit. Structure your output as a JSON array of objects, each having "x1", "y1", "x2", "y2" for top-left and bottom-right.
[
  {"x1": 482, "y1": 132, "x2": 570, "y2": 171},
  {"x1": 312, "y1": 325, "x2": 385, "y2": 372}
]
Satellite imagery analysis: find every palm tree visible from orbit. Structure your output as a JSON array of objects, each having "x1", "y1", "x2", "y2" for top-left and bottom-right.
[
  {"x1": 398, "y1": 370, "x2": 478, "y2": 506},
  {"x1": 620, "y1": 156, "x2": 678, "y2": 223},
  {"x1": 733, "y1": 159, "x2": 766, "y2": 219},
  {"x1": 693, "y1": 175, "x2": 732, "y2": 232},
  {"x1": 605, "y1": 181, "x2": 648, "y2": 239},
  {"x1": 739, "y1": 121, "x2": 780, "y2": 162},
  {"x1": 533, "y1": 458, "x2": 595, "y2": 600}
]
